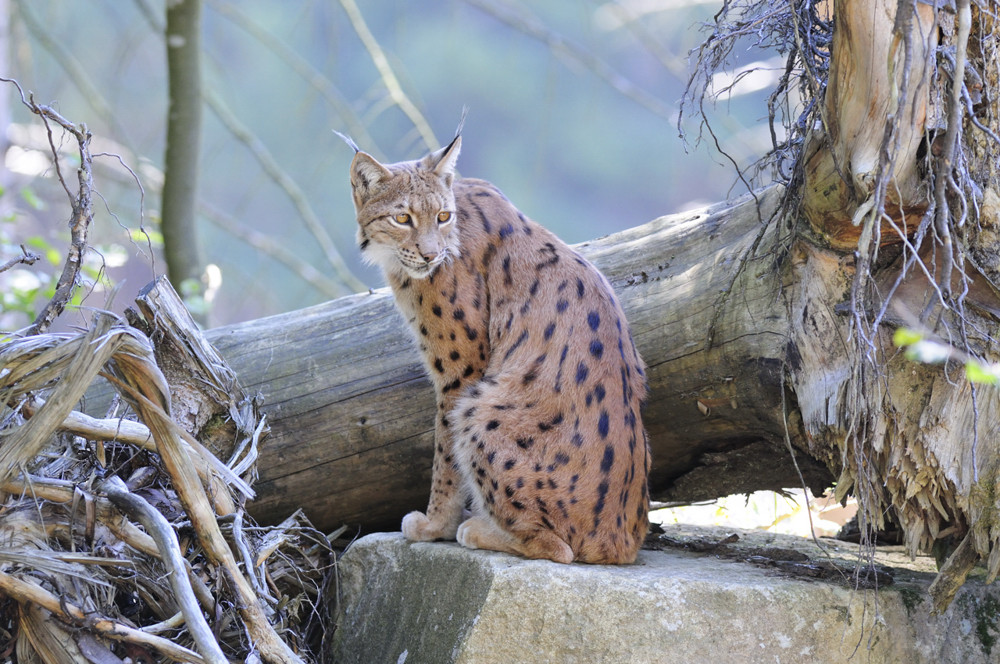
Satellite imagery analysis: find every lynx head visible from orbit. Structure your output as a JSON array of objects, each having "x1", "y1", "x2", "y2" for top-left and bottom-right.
[{"x1": 347, "y1": 136, "x2": 462, "y2": 280}]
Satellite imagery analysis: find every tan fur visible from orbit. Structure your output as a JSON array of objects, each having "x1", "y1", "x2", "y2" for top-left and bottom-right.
[{"x1": 347, "y1": 136, "x2": 650, "y2": 564}]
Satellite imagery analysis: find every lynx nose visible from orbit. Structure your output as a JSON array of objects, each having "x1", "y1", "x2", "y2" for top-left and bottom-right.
[{"x1": 417, "y1": 242, "x2": 440, "y2": 263}]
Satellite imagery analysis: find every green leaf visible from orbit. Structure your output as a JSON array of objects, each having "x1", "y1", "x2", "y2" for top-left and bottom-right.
[
  {"x1": 20, "y1": 186, "x2": 44, "y2": 211},
  {"x1": 892, "y1": 328, "x2": 923, "y2": 347},
  {"x1": 965, "y1": 360, "x2": 1000, "y2": 385}
]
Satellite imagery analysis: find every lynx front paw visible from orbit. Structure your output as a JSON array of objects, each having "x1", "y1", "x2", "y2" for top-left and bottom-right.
[{"x1": 401, "y1": 511, "x2": 456, "y2": 541}]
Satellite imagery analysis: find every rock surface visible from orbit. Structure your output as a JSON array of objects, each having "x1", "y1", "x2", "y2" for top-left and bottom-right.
[{"x1": 330, "y1": 527, "x2": 1000, "y2": 664}]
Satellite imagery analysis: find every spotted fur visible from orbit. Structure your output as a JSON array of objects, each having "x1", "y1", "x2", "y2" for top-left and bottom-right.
[{"x1": 346, "y1": 135, "x2": 650, "y2": 564}]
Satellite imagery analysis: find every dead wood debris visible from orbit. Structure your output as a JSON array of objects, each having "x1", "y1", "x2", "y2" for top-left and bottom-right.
[
  {"x1": 0, "y1": 285, "x2": 336, "y2": 664},
  {"x1": 645, "y1": 531, "x2": 895, "y2": 589}
]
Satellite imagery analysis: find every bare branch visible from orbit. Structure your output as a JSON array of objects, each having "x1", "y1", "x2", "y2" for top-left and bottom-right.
[
  {"x1": 100, "y1": 475, "x2": 228, "y2": 664},
  {"x1": 206, "y1": 0, "x2": 383, "y2": 158},
  {"x1": 132, "y1": 0, "x2": 366, "y2": 295},
  {"x1": 200, "y1": 202, "x2": 345, "y2": 298},
  {"x1": 337, "y1": 0, "x2": 440, "y2": 151},
  {"x1": 0, "y1": 245, "x2": 40, "y2": 274},
  {"x1": 463, "y1": 0, "x2": 676, "y2": 122},
  {"x1": 11, "y1": 0, "x2": 128, "y2": 140}
]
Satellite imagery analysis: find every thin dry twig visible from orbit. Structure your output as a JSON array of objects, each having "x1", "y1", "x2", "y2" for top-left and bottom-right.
[{"x1": 0, "y1": 79, "x2": 97, "y2": 335}]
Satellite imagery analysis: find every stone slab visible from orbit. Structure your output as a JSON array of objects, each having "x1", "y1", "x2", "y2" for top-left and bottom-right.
[{"x1": 330, "y1": 529, "x2": 1000, "y2": 664}]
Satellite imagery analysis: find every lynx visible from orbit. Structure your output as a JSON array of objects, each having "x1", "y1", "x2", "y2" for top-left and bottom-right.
[{"x1": 344, "y1": 130, "x2": 650, "y2": 564}]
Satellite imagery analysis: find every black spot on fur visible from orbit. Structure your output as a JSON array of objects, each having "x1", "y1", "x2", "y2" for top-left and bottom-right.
[
  {"x1": 432, "y1": 305, "x2": 442, "y2": 317},
  {"x1": 590, "y1": 339, "x2": 604, "y2": 359},
  {"x1": 486, "y1": 420, "x2": 500, "y2": 431},
  {"x1": 470, "y1": 198, "x2": 493, "y2": 233},
  {"x1": 450, "y1": 350, "x2": 461, "y2": 361},
  {"x1": 595, "y1": 481, "x2": 609, "y2": 515},
  {"x1": 503, "y1": 329, "x2": 529, "y2": 361},
  {"x1": 556, "y1": 299, "x2": 569, "y2": 313},
  {"x1": 587, "y1": 311, "x2": 600, "y2": 331},
  {"x1": 600, "y1": 445, "x2": 615, "y2": 473},
  {"x1": 544, "y1": 322, "x2": 556, "y2": 340},
  {"x1": 598, "y1": 410, "x2": 610, "y2": 438},
  {"x1": 434, "y1": 358, "x2": 445, "y2": 373}
]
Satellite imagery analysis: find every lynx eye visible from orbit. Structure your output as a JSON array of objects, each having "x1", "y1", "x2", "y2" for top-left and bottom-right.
[
  {"x1": 437, "y1": 211, "x2": 453, "y2": 224},
  {"x1": 394, "y1": 213, "x2": 412, "y2": 225}
]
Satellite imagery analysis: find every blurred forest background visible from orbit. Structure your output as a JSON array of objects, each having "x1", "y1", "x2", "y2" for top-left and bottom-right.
[{"x1": 0, "y1": 0, "x2": 780, "y2": 328}]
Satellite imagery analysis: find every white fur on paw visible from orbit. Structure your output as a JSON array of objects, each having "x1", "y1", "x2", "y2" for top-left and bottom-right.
[
  {"x1": 456, "y1": 519, "x2": 481, "y2": 550},
  {"x1": 401, "y1": 511, "x2": 429, "y2": 540}
]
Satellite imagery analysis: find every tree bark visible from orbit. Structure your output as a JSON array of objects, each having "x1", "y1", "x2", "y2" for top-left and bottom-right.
[{"x1": 161, "y1": 0, "x2": 204, "y2": 294}]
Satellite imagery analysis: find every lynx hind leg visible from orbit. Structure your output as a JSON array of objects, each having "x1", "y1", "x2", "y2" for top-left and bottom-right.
[{"x1": 457, "y1": 515, "x2": 574, "y2": 564}]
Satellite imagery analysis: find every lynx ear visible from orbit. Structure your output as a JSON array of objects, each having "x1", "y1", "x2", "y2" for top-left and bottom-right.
[
  {"x1": 350, "y1": 152, "x2": 392, "y2": 203},
  {"x1": 422, "y1": 135, "x2": 462, "y2": 186}
]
